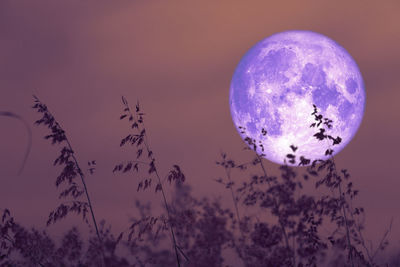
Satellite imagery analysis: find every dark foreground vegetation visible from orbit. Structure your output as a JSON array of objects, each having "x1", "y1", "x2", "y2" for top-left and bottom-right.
[{"x1": 0, "y1": 97, "x2": 397, "y2": 267}]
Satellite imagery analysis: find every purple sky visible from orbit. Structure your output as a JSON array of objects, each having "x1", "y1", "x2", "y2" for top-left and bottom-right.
[{"x1": 1, "y1": 0, "x2": 400, "y2": 255}]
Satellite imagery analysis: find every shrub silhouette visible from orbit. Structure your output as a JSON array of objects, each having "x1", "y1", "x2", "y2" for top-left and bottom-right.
[{"x1": 0, "y1": 96, "x2": 394, "y2": 266}]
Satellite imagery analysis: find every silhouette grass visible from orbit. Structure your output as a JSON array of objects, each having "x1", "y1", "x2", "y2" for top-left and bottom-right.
[
  {"x1": 0, "y1": 97, "x2": 394, "y2": 266},
  {"x1": 113, "y1": 96, "x2": 185, "y2": 267},
  {"x1": 32, "y1": 95, "x2": 105, "y2": 266}
]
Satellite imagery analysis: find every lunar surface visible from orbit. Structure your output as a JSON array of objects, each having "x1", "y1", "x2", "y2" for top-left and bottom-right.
[{"x1": 229, "y1": 31, "x2": 365, "y2": 165}]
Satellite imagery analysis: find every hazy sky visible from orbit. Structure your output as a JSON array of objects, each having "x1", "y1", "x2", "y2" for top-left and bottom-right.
[{"x1": 1, "y1": 0, "x2": 400, "y2": 254}]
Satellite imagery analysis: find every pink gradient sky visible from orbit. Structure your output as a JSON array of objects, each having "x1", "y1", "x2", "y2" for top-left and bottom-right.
[{"x1": 1, "y1": 0, "x2": 400, "y2": 254}]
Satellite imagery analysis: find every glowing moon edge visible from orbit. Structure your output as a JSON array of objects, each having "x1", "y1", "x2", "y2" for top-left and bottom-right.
[{"x1": 229, "y1": 30, "x2": 366, "y2": 165}]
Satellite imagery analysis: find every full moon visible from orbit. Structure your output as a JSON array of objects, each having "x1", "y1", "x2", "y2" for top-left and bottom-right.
[{"x1": 229, "y1": 30, "x2": 365, "y2": 165}]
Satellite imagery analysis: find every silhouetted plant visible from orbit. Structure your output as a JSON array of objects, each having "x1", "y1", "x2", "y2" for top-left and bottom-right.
[
  {"x1": 1, "y1": 209, "x2": 15, "y2": 265},
  {"x1": 0, "y1": 209, "x2": 132, "y2": 266},
  {"x1": 230, "y1": 150, "x2": 327, "y2": 266},
  {"x1": 212, "y1": 104, "x2": 392, "y2": 267},
  {"x1": 0, "y1": 98, "x2": 395, "y2": 266},
  {"x1": 113, "y1": 96, "x2": 185, "y2": 267},
  {"x1": 215, "y1": 152, "x2": 248, "y2": 265},
  {"x1": 306, "y1": 104, "x2": 377, "y2": 267},
  {"x1": 32, "y1": 95, "x2": 105, "y2": 265},
  {"x1": 171, "y1": 181, "x2": 235, "y2": 267}
]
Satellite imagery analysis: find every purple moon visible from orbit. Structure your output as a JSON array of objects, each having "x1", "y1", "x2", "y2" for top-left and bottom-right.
[{"x1": 229, "y1": 30, "x2": 366, "y2": 165}]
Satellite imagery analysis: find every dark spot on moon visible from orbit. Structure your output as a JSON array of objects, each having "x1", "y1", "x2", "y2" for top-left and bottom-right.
[
  {"x1": 280, "y1": 92, "x2": 288, "y2": 102},
  {"x1": 289, "y1": 84, "x2": 306, "y2": 97},
  {"x1": 345, "y1": 78, "x2": 357, "y2": 94},
  {"x1": 273, "y1": 88, "x2": 293, "y2": 106},
  {"x1": 339, "y1": 99, "x2": 354, "y2": 120},
  {"x1": 254, "y1": 48, "x2": 295, "y2": 85},
  {"x1": 312, "y1": 84, "x2": 340, "y2": 111},
  {"x1": 246, "y1": 120, "x2": 258, "y2": 134},
  {"x1": 301, "y1": 63, "x2": 326, "y2": 86}
]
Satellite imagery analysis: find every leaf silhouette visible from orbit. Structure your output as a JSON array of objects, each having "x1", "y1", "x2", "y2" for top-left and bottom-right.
[{"x1": 290, "y1": 145, "x2": 298, "y2": 152}]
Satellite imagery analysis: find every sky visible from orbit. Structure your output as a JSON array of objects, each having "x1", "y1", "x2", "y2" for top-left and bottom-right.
[{"x1": 1, "y1": 0, "x2": 400, "y2": 256}]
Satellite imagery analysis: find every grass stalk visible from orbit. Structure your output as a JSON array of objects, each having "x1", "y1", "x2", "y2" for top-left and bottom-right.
[
  {"x1": 32, "y1": 96, "x2": 105, "y2": 266},
  {"x1": 64, "y1": 138, "x2": 105, "y2": 266},
  {"x1": 122, "y1": 100, "x2": 181, "y2": 267}
]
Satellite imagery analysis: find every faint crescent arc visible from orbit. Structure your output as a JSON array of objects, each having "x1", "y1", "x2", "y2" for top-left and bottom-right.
[{"x1": 0, "y1": 111, "x2": 32, "y2": 175}]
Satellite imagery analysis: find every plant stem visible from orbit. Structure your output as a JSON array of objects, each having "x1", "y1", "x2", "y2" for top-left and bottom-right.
[
  {"x1": 257, "y1": 155, "x2": 293, "y2": 265},
  {"x1": 338, "y1": 181, "x2": 354, "y2": 267},
  {"x1": 224, "y1": 167, "x2": 241, "y2": 226},
  {"x1": 64, "y1": 138, "x2": 105, "y2": 267},
  {"x1": 223, "y1": 166, "x2": 247, "y2": 265},
  {"x1": 33, "y1": 96, "x2": 105, "y2": 266},
  {"x1": 330, "y1": 155, "x2": 354, "y2": 267},
  {"x1": 141, "y1": 127, "x2": 181, "y2": 267},
  {"x1": 125, "y1": 102, "x2": 181, "y2": 267}
]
